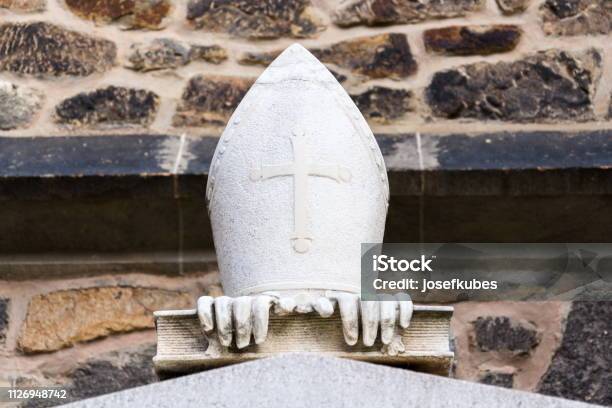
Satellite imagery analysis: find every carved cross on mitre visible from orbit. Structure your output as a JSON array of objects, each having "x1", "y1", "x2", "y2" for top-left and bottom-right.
[{"x1": 250, "y1": 127, "x2": 352, "y2": 253}]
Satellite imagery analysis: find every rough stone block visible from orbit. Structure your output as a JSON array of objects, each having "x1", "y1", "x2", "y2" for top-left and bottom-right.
[
  {"x1": 0, "y1": 81, "x2": 43, "y2": 130},
  {"x1": 0, "y1": 0, "x2": 45, "y2": 12},
  {"x1": 0, "y1": 298, "x2": 8, "y2": 344},
  {"x1": 55, "y1": 86, "x2": 160, "y2": 127},
  {"x1": 538, "y1": 301, "x2": 612, "y2": 405},
  {"x1": 65, "y1": 0, "x2": 172, "y2": 30},
  {"x1": 0, "y1": 22, "x2": 116, "y2": 77},
  {"x1": 471, "y1": 316, "x2": 540, "y2": 355},
  {"x1": 186, "y1": 0, "x2": 325, "y2": 39},
  {"x1": 333, "y1": 0, "x2": 484, "y2": 27},
  {"x1": 173, "y1": 75, "x2": 254, "y2": 127},
  {"x1": 65, "y1": 345, "x2": 158, "y2": 403},
  {"x1": 496, "y1": 0, "x2": 530, "y2": 15},
  {"x1": 540, "y1": 0, "x2": 610, "y2": 36},
  {"x1": 239, "y1": 33, "x2": 416, "y2": 79},
  {"x1": 426, "y1": 48, "x2": 602, "y2": 122},
  {"x1": 480, "y1": 371, "x2": 514, "y2": 388},
  {"x1": 126, "y1": 39, "x2": 227, "y2": 72},
  {"x1": 423, "y1": 25, "x2": 521, "y2": 56},
  {"x1": 188, "y1": 44, "x2": 228, "y2": 65},
  {"x1": 18, "y1": 287, "x2": 192, "y2": 353},
  {"x1": 351, "y1": 86, "x2": 413, "y2": 123}
]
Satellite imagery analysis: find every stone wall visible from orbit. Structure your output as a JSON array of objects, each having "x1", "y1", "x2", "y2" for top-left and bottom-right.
[
  {"x1": 0, "y1": 0, "x2": 609, "y2": 135},
  {"x1": 0, "y1": 0, "x2": 610, "y2": 406}
]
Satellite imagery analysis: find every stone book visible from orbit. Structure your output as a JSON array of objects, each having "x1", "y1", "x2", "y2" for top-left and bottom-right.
[{"x1": 153, "y1": 306, "x2": 454, "y2": 376}]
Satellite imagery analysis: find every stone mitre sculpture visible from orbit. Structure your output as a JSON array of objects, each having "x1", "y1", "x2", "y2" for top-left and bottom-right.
[{"x1": 198, "y1": 44, "x2": 413, "y2": 350}]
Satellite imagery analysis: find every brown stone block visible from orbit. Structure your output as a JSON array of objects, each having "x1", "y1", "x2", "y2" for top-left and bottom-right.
[
  {"x1": 0, "y1": 0, "x2": 45, "y2": 12},
  {"x1": 424, "y1": 25, "x2": 521, "y2": 56},
  {"x1": 186, "y1": 0, "x2": 325, "y2": 39},
  {"x1": 239, "y1": 33, "x2": 416, "y2": 80},
  {"x1": 18, "y1": 287, "x2": 192, "y2": 353},
  {"x1": 173, "y1": 75, "x2": 254, "y2": 127},
  {"x1": 0, "y1": 22, "x2": 116, "y2": 77},
  {"x1": 65, "y1": 0, "x2": 172, "y2": 30},
  {"x1": 351, "y1": 86, "x2": 413, "y2": 123}
]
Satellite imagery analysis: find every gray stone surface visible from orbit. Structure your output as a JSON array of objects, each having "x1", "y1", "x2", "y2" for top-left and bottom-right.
[
  {"x1": 63, "y1": 354, "x2": 599, "y2": 408},
  {"x1": 0, "y1": 298, "x2": 8, "y2": 344},
  {"x1": 480, "y1": 371, "x2": 514, "y2": 388},
  {"x1": 0, "y1": 81, "x2": 43, "y2": 130},
  {"x1": 538, "y1": 302, "x2": 612, "y2": 405},
  {"x1": 472, "y1": 316, "x2": 540, "y2": 354}
]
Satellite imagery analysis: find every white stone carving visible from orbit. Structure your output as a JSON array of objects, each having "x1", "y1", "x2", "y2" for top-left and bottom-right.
[{"x1": 200, "y1": 43, "x2": 408, "y2": 349}]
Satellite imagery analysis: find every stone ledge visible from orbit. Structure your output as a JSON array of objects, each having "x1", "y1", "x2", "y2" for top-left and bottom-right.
[
  {"x1": 0, "y1": 130, "x2": 610, "y2": 200},
  {"x1": 0, "y1": 130, "x2": 611, "y2": 259}
]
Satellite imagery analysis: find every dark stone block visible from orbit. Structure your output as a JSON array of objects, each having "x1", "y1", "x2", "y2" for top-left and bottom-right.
[
  {"x1": 540, "y1": 0, "x2": 610, "y2": 36},
  {"x1": 0, "y1": 22, "x2": 116, "y2": 77},
  {"x1": 186, "y1": 0, "x2": 325, "y2": 39},
  {"x1": 538, "y1": 302, "x2": 612, "y2": 405},
  {"x1": 0, "y1": 298, "x2": 8, "y2": 344},
  {"x1": 55, "y1": 86, "x2": 160, "y2": 127},
  {"x1": 424, "y1": 25, "x2": 521, "y2": 56},
  {"x1": 351, "y1": 86, "x2": 413, "y2": 123},
  {"x1": 24, "y1": 345, "x2": 158, "y2": 407},
  {"x1": 426, "y1": 49, "x2": 601, "y2": 121},
  {"x1": 480, "y1": 372, "x2": 514, "y2": 388},
  {"x1": 173, "y1": 76, "x2": 253, "y2": 127},
  {"x1": 472, "y1": 316, "x2": 540, "y2": 354},
  {"x1": 69, "y1": 345, "x2": 158, "y2": 399}
]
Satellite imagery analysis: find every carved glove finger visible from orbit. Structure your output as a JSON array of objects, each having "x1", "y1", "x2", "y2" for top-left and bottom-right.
[
  {"x1": 197, "y1": 296, "x2": 215, "y2": 332},
  {"x1": 379, "y1": 296, "x2": 397, "y2": 345},
  {"x1": 232, "y1": 296, "x2": 253, "y2": 349},
  {"x1": 395, "y1": 293, "x2": 413, "y2": 329},
  {"x1": 327, "y1": 291, "x2": 360, "y2": 346},
  {"x1": 360, "y1": 299, "x2": 380, "y2": 347},
  {"x1": 214, "y1": 296, "x2": 234, "y2": 347},
  {"x1": 252, "y1": 295, "x2": 275, "y2": 345}
]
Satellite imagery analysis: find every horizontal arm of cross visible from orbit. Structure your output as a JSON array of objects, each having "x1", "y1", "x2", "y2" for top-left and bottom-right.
[
  {"x1": 309, "y1": 164, "x2": 352, "y2": 183},
  {"x1": 250, "y1": 163, "x2": 294, "y2": 181}
]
